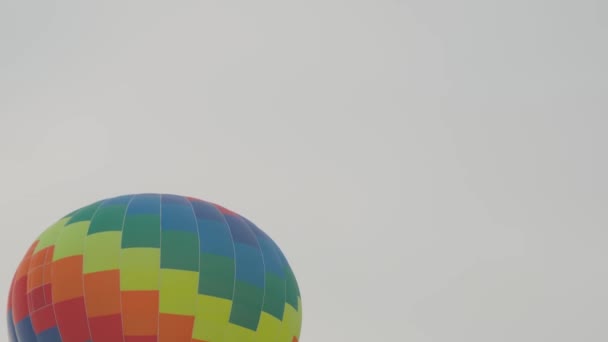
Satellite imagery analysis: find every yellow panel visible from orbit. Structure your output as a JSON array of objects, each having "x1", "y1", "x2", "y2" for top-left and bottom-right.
[
  {"x1": 120, "y1": 248, "x2": 160, "y2": 290},
  {"x1": 35, "y1": 218, "x2": 70, "y2": 253},
  {"x1": 52, "y1": 222, "x2": 90, "y2": 261},
  {"x1": 224, "y1": 322, "x2": 255, "y2": 342},
  {"x1": 159, "y1": 268, "x2": 198, "y2": 315},
  {"x1": 83, "y1": 231, "x2": 122, "y2": 273},
  {"x1": 192, "y1": 294, "x2": 232, "y2": 341},
  {"x1": 254, "y1": 312, "x2": 281, "y2": 342}
]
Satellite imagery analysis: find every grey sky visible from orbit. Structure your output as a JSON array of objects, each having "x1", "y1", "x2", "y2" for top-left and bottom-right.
[{"x1": 1, "y1": 1, "x2": 607, "y2": 341}]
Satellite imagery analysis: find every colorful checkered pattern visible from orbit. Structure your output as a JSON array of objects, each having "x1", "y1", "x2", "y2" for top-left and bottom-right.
[{"x1": 7, "y1": 194, "x2": 302, "y2": 342}]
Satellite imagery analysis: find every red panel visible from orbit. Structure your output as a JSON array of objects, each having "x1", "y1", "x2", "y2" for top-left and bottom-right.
[
  {"x1": 27, "y1": 286, "x2": 46, "y2": 311},
  {"x1": 30, "y1": 305, "x2": 57, "y2": 333},
  {"x1": 11, "y1": 276, "x2": 29, "y2": 323},
  {"x1": 54, "y1": 297, "x2": 91, "y2": 342},
  {"x1": 43, "y1": 284, "x2": 53, "y2": 307},
  {"x1": 89, "y1": 314, "x2": 124, "y2": 342},
  {"x1": 7, "y1": 276, "x2": 15, "y2": 312},
  {"x1": 11, "y1": 241, "x2": 38, "y2": 322},
  {"x1": 213, "y1": 204, "x2": 238, "y2": 216}
]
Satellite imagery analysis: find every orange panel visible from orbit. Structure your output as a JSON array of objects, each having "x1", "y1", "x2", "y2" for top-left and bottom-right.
[
  {"x1": 44, "y1": 246, "x2": 55, "y2": 264},
  {"x1": 42, "y1": 263, "x2": 52, "y2": 285},
  {"x1": 30, "y1": 247, "x2": 50, "y2": 268},
  {"x1": 27, "y1": 267, "x2": 44, "y2": 292},
  {"x1": 51, "y1": 255, "x2": 84, "y2": 302},
  {"x1": 122, "y1": 290, "x2": 159, "y2": 336},
  {"x1": 83, "y1": 270, "x2": 121, "y2": 317},
  {"x1": 158, "y1": 313, "x2": 194, "y2": 342},
  {"x1": 14, "y1": 241, "x2": 38, "y2": 280}
]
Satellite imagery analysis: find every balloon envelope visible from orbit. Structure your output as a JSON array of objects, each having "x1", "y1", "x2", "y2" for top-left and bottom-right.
[{"x1": 7, "y1": 194, "x2": 302, "y2": 342}]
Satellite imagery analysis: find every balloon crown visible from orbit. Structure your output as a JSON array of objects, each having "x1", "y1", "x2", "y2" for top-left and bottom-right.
[{"x1": 7, "y1": 193, "x2": 302, "y2": 342}]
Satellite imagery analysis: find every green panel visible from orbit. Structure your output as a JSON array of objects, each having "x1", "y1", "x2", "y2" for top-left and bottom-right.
[
  {"x1": 160, "y1": 230, "x2": 199, "y2": 271},
  {"x1": 229, "y1": 281, "x2": 264, "y2": 330},
  {"x1": 262, "y1": 273, "x2": 286, "y2": 320},
  {"x1": 67, "y1": 201, "x2": 103, "y2": 224},
  {"x1": 198, "y1": 253, "x2": 235, "y2": 299},
  {"x1": 159, "y1": 268, "x2": 198, "y2": 315},
  {"x1": 122, "y1": 214, "x2": 161, "y2": 248},
  {"x1": 83, "y1": 231, "x2": 122, "y2": 273},
  {"x1": 88, "y1": 205, "x2": 128, "y2": 234},
  {"x1": 52, "y1": 222, "x2": 90, "y2": 261},
  {"x1": 35, "y1": 217, "x2": 69, "y2": 253},
  {"x1": 61, "y1": 208, "x2": 79, "y2": 219},
  {"x1": 120, "y1": 248, "x2": 160, "y2": 290},
  {"x1": 192, "y1": 295, "x2": 232, "y2": 341},
  {"x1": 285, "y1": 265, "x2": 299, "y2": 309}
]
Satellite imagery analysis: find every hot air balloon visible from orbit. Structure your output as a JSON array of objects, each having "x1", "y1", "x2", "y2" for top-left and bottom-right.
[{"x1": 7, "y1": 194, "x2": 302, "y2": 342}]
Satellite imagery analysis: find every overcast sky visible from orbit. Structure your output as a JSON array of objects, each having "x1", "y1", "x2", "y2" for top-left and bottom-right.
[{"x1": 1, "y1": 1, "x2": 607, "y2": 341}]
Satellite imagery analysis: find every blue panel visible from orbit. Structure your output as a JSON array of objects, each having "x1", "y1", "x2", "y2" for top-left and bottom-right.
[
  {"x1": 197, "y1": 219, "x2": 235, "y2": 258},
  {"x1": 246, "y1": 220, "x2": 270, "y2": 240},
  {"x1": 102, "y1": 194, "x2": 134, "y2": 206},
  {"x1": 256, "y1": 237, "x2": 284, "y2": 277},
  {"x1": 274, "y1": 240, "x2": 290, "y2": 266},
  {"x1": 127, "y1": 194, "x2": 161, "y2": 215},
  {"x1": 225, "y1": 216, "x2": 258, "y2": 246},
  {"x1": 161, "y1": 194, "x2": 187, "y2": 204},
  {"x1": 37, "y1": 326, "x2": 62, "y2": 342},
  {"x1": 15, "y1": 316, "x2": 37, "y2": 342},
  {"x1": 243, "y1": 220, "x2": 284, "y2": 276},
  {"x1": 161, "y1": 200, "x2": 197, "y2": 232},
  {"x1": 7, "y1": 310, "x2": 18, "y2": 342},
  {"x1": 234, "y1": 242, "x2": 265, "y2": 288},
  {"x1": 190, "y1": 200, "x2": 225, "y2": 221}
]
